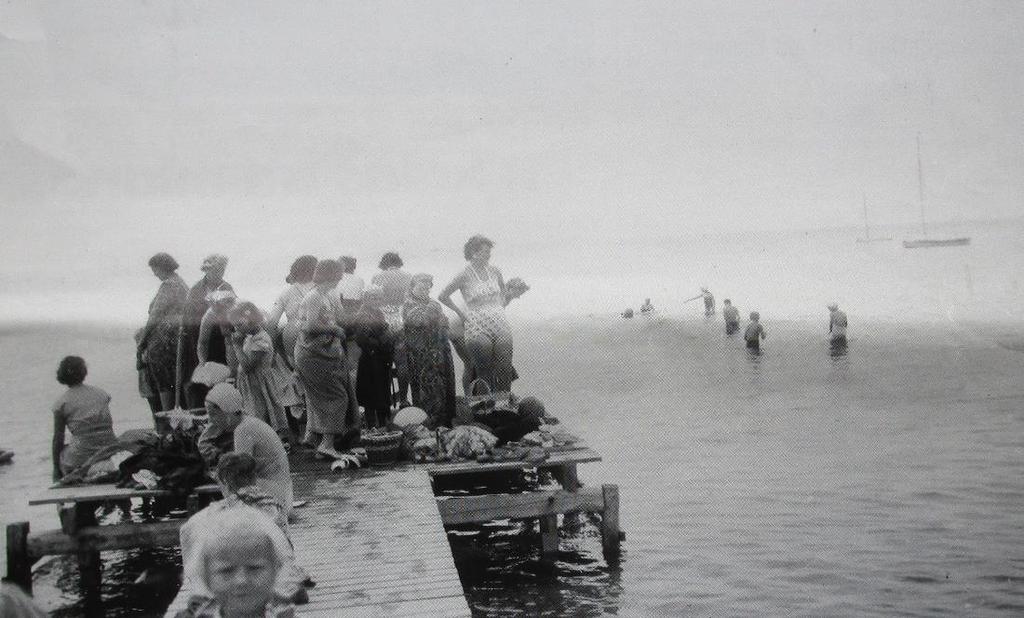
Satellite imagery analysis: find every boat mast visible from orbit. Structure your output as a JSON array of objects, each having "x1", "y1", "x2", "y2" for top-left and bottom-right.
[
  {"x1": 916, "y1": 133, "x2": 927, "y2": 236},
  {"x1": 863, "y1": 192, "x2": 870, "y2": 240}
]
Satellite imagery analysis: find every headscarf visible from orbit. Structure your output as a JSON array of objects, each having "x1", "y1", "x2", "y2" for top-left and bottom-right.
[
  {"x1": 205, "y1": 382, "x2": 244, "y2": 414},
  {"x1": 312, "y1": 259, "x2": 343, "y2": 285}
]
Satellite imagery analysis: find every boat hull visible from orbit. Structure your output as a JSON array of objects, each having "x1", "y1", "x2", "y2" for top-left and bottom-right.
[{"x1": 902, "y1": 238, "x2": 970, "y2": 248}]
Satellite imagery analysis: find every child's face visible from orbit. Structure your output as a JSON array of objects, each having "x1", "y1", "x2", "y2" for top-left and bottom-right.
[{"x1": 205, "y1": 536, "x2": 278, "y2": 614}]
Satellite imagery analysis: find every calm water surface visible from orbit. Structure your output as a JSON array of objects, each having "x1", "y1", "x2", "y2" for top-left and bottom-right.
[{"x1": 2, "y1": 316, "x2": 1024, "y2": 616}]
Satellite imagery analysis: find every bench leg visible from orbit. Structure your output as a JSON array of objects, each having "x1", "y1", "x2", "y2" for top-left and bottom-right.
[
  {"x1": 539, "y1": 514, "x2": 559, "y2": 558},
  {"x1": 5, "y1": 521, "x2": 32, "y2": 592},
  {"x1": 552, "y1": 464, "x2": 582, "y2": 528},
  {"x1": 71, "y1": 504, "x2": 103, "y2": 606},
  {"x1": 600, "y1": 484, "x2": 620, "y2": 562}
]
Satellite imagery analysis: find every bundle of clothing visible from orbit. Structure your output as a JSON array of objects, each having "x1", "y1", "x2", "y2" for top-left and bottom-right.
[{"x1": 115, "y1": 426, "x2": 212, "y2": 494}]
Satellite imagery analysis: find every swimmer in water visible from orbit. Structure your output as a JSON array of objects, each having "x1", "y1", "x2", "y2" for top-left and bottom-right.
[
  {"x1": 744, "y1": 311, "x2": 766, "y2": 350},
  {"x1": 722, "y1": 299, "x2": 740, "y2": 335}
]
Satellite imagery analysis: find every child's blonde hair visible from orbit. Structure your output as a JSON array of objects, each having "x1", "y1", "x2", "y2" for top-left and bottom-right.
[{"x1": 183, "y1": 505, "x2": 291, "y2": 598}]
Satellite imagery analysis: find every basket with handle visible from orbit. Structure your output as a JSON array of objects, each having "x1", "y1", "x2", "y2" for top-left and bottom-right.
[{"x1": 466, "y1": 378, "x2": 515, "y2": 416}]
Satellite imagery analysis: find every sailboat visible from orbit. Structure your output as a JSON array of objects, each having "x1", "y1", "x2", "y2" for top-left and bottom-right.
[
  {"x1": 903, "y1": 134, "x2": 970, "y2": 248},
  {"x1": 855, "y1": 193, "x2": 892, "y2": 243}
]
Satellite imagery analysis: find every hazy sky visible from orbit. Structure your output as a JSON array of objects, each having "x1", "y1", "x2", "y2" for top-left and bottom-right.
[{"x1": 2, "y1": 1, "x2": 1023, "y2": 285}]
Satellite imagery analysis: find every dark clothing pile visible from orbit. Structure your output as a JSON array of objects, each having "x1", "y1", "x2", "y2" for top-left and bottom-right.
[{"x1": 117, "y1": 427, "x2": 211, "y2": 494}]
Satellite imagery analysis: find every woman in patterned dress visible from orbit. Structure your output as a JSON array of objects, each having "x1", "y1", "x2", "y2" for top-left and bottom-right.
[
  {"x1": 402, "y1": 274, "x2": 456, "y2": 428},
  {"x1": 138, "y1": 252, "x2": 188, "y2": 411},
  {"x1": 438, "y1": 236, "x2": 527, "y2": 393}
]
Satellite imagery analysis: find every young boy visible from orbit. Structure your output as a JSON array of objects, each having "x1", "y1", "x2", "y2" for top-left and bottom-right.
[{"x1": 744, "y1": 311, "x2": 766, "y2": 350}]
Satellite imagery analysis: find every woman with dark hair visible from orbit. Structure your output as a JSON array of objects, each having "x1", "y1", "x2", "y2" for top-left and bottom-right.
[
  {"x1": 266, "y1": 255, "x2": 317, "y2": 368},
  {"x1": 294, "y1": 260, "x2": 359, "y2": 459},
  {"x1": 51, "y1": 356, "x2": 117, "y2": 481},
  {"x1": 439, "y1": 236, "x2": 528, "y2": 392},
  {"x1": 138, "y1": 252, "x2": 188, "y2": 411},
  {"x1": 353, "y1": 286, "x2": 393, "y2": 429},
  {"x1": 371, "y1": 252, "x2": 412, "y2": 405},
  {"x1": 403, "y1": 274, "x2": 457, "y2": 428},
  {"x1": 229, "y1": 301, "x2": 296, "y2": 446}
]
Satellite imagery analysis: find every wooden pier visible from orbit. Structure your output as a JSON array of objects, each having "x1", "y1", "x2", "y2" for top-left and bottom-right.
[
  {"x1": 166, "y1": 465, "x2": 470, "y2": 617},
  {"x1": 7, "y1": 444, "x2": 620, "y2": 616}
]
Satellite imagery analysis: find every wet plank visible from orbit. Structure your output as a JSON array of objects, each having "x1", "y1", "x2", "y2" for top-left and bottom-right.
[
  {"x1": 426, "y1": 446, "x2": 601, "y2": 476},
  {"x1": 164, "y1": 466, "x2": 469, "y2": 616}
]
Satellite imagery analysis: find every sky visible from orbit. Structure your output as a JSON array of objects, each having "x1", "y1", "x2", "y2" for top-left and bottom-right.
[{"x1": 1, "y1": 1, "x2": 1023, "y2": 313}]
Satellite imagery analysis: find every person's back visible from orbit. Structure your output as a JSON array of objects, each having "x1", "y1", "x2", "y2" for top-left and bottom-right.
[
  {"x1": 722, "y1": 301, "x2": 740, "y2": 335},
  {"x1": 54, "y1": 383, "x2": 118, "y2": 473},
  {"x1": 371, "y1": 269, "x2": 412, "y2": 307},
  {"x1": 744, "y1": 312, "x2": 765, "y2": 349},
  {"x1": 233, "y1": 416, "x2": 293, "y2": 519}
]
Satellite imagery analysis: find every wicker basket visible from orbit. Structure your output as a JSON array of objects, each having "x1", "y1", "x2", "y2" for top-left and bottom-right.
[{"x1": 361, "y1": 430, "x2": 404, "y2": 465}]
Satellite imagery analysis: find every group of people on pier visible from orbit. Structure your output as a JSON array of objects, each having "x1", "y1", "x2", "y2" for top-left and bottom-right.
[
  {"x1": 45, "y1": 234, "x2": 529, "y2": 616},
  {"x1": 135, "y1": 235, "x2": 528, "y2": 458}
]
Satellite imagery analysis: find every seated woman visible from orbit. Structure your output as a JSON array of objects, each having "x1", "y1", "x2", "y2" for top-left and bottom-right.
[
  {"x1": 176, "y1": 506, "x2": 294, "y2": 618},
  {"x1": 199, "y1": 383, "x2": 294, "y2": 520},
  {"x1": 51, "y1": 356, "x2": 118, "y2": 482}
]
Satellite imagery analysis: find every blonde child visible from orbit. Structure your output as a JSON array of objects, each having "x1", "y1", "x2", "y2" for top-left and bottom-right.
[{"x1": 176, "y1": 506, "x2": 294, "y2": 618}]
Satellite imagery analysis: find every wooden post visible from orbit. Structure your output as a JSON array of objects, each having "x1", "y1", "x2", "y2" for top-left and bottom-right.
[
  {"x1": 6, "y1": 522, "x2": 32, "y2": 592},
  {"x1": 539, "y1": 514, "x2": 559, "y2": 558},
  {"x1": 600, "y1": 484, "x2": 620, "y2": 562},
  {"x1": 552, "y1": 464, "x2": 581, "y2": 527},
  {"x1": 72, "y1": 503, "x2": 103, "y2": 604}
]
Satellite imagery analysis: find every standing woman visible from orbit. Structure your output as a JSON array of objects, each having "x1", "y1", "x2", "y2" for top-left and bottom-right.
[
  {"x1": 371, "y1": 252, "x2": 412, "y2": 405},
  {"x1": 181, "y1": 254, "x2": 233, "y2": 408},
  {"x1": 228, "y1": 301, "x2": 296, "y2": 446},
  {"x1": 266, "y1": 255, "x2": 317, "y2": 369},
  {"x1": 353, "y1": 287, "x2": 393, "y2": 429},
  {"x1": 403, "y1": 274, "x2": 457, "y2": 428},
  {"x1": 138, "y1": 252, "x2": 189, "y2": 412},
  {"x1": 439, "y1": 236, "x2": 528, "y2": 393},
  {"x1": 294, "y1": 260, "x2": 358, "y2": 459}
]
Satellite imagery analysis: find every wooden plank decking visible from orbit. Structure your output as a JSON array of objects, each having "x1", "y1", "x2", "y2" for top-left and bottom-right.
[{"x1": 165, "y1": 466, "x2": 470, "y2": 617}]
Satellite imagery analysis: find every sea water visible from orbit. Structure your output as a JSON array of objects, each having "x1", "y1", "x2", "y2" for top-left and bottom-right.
[{"x1": 2, "y1": 221, "x2": 1023, "y2": 615}]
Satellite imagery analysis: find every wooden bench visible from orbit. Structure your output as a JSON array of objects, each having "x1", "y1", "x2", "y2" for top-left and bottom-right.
[
  {"x1": 426, "y1": 446, "x2": 620, "y2": 560},
  {"x1": 5, "y1": 483, "x2": 220, "y2": 595}
]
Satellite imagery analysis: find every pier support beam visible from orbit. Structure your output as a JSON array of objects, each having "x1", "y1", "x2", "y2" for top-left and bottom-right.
[
  {"x1": 5, "y1": 522, "x2": 32, "y2": 592},
  {"x1": 539, "y1": 515, "x2": 559, "y2": 558},
  {"x1": 600, "y1": 485, "x2": 620, "y2": 562}
]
